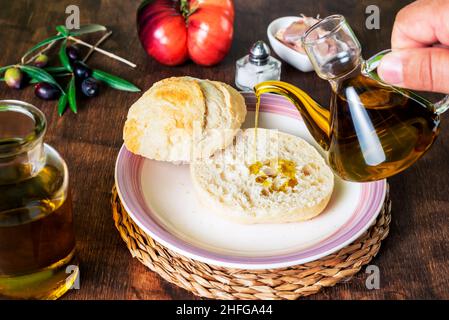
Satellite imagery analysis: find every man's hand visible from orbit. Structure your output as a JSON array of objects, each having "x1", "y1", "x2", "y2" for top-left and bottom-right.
[{"x1": 378, "y1": 0, "x2": 449, "y2": 93}]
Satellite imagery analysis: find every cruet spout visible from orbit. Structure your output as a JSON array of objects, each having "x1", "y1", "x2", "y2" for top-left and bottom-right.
[{"x1": 254, "y1": 80, "x2": 331, "y2": 150}]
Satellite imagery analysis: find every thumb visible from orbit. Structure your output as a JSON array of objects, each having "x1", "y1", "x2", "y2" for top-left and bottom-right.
[{"x1": 377, "y1": 48, "x2": 449, "y2": 94}]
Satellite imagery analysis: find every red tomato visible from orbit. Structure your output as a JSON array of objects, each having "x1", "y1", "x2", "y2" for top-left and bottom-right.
[{"x1": 137, "y1": 0, "x2": 234, "y2": 66}]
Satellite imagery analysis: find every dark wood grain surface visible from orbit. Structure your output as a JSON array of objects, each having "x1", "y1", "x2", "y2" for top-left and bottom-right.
[{"x1": 1, "y1": 0, "x2": 448, "y2": 300}]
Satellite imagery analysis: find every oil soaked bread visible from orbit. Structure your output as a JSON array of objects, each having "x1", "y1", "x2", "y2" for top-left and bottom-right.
[
  {"x1": 123, "y1": 77, "x2": 247, "y2": 162},
  {"x1": 191, "y1": 128, "x2": 334, "y2": 224}
]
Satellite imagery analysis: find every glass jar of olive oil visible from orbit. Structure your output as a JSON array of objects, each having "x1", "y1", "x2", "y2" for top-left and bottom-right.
[{"x1": 0, "y1": 100, "x2": 77, "y2": 299}]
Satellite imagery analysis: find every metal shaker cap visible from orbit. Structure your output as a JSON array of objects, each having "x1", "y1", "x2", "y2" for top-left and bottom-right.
[{"x1": 249, "y1": 41, "x2": 270, "y2": 65}]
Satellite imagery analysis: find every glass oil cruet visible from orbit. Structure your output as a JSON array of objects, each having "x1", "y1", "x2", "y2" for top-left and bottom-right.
[
  {"x1": 255, "y1": 14, "x2": 448, "y2": 182},
  {"x1": 0, "y1": 100, "x2": 77, "y2": 299}
]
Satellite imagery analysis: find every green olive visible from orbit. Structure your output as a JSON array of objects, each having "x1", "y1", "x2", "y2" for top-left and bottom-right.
[
  {"x1": 4, "y1": 67, "x2": 24, "y2": 89},
  {"x1": 34, "y1": 54, "x2": 49, "y2": 68}
]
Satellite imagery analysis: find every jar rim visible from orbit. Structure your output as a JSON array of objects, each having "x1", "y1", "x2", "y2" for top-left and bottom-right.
[
  {"x1": 302, "y1": 14, "x2": 347, "y2": 46},
  {"x1": 0, "y1": 100, "x2": 47, "y2": 156}
]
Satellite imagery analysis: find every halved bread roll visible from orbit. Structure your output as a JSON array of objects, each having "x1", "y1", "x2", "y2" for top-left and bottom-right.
[
  {"x1": 123, "y1": 77, "x2": 246, "y2": 162},
  {"x1": 191, "y1": 128, "x2": 334, "y2": 223}
]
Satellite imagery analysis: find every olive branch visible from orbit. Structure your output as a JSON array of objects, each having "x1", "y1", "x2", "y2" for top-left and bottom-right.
[{"x1": 0, "y1": 24, "x2": 140, "y2": 116}]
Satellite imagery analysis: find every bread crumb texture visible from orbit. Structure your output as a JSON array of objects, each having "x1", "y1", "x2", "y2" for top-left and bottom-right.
[{"x1": 191, "y1": 129, "x2": 335, "y2": 223}]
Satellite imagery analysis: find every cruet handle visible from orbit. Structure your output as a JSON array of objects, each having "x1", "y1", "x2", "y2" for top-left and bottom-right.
[
  {"x1": 434, "y1": 95, "x2": 449, "y2": 115},
  {"x1": 362, "y1": 49, "x2": 449, "y2": 115}
]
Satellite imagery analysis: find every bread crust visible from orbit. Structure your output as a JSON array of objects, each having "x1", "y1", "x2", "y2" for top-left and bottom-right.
[{"x1": 123, "y1": 77, "x2": 247, "y2": 162}]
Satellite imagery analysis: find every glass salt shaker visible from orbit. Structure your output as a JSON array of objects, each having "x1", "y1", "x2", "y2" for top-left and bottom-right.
[{"x1": 235, "y1": 40, "x2": 282, "y2": 91}]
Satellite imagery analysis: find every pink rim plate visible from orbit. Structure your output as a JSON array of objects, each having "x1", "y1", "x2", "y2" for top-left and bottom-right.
[{"x1": 115, "y1": 92, "x2": 387, "y2": 269}]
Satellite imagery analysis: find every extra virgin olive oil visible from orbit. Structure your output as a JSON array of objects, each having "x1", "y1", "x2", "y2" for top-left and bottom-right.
[
  {"x1": 254, "y1": 73, "x2": 440, "y2": 182},
  {"x1": 0, "y1": 101, "x2": 77, "y2": 300},
  {"x1": 328, "y1": 75, "x2": 440, "y2": 181},
  {"x1": 0, "y1": 158, "x2": 77, "y2": 299},
  {"x1": 252, "y1": 100, "x2": 299, "y2": 195},
  {"x1": 254, "y1": 14, "x2": 443, "y2": 182}
]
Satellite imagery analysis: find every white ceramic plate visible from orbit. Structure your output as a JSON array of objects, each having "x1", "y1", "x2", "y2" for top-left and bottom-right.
[
  {"x1": 267, "y1": 16, "x2": 314, "y2": 72},
  {"x1": 115, "y1": 93, "x2": 386, "y2": 269}
]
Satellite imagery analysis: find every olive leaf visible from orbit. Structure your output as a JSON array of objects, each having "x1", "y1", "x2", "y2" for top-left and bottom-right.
[
  {"x1": 58, "y1": 40, "x2": 72, "y2": 72},
  {"x1": 67, "y1": 77, "x2": 77, "y2": 114},
  {"x1": 92, "y1": 69, "x2": 140, "y2": 92},
  {"x1": 44, "y1": 66, "x2": 68, "y2": 73},
  {"x1": 58, "y1": 93, "x2": 68, "y2": 116},
  {"x1": 56, "y1": 25, "x2": 69, "y2": 36},
  {"x1": 68, "y1": 24, "x2": 107, "y2": 36},
  {"x1": 22, "y1": 34, "x2": 66, "y2": 58},
  {"x1": 53, "y1": 73, "x2": 72, "y2": 78},
  {"x1": 18, "y1": 65, "x2": 64, "y2": 93}
]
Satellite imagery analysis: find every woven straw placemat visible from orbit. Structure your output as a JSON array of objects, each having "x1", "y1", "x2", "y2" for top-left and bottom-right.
[{"x1": 111, "y1": 184, "x2": 391, "y2": 300}]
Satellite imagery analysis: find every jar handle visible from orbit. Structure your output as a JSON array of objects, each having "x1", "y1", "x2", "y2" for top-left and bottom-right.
[{"x1": 362, "y1": 49, "x2": 449, "y2": 115}]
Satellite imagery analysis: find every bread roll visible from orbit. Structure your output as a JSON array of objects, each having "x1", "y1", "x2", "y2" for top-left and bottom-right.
[
  {"x1": 191, "y1": 128, "x2": 334, "y2": 224},
  {"x1": 123, "y1": 77, "x2": 246, "y2": 162}
]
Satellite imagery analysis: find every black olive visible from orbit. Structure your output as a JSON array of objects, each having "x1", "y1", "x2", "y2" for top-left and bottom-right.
[
  {"x1": 66, "y1": 45, "x2": 81, "y2": 61},
  {"x1": 81, "y1": 77, "x2": 100, "y2": 97},
  {"x1": 34, "y1": 82, "x2": 61, "y2": 100},
  {"x1": 72, "y1": 61, "x2": 92, "y2": 80}
]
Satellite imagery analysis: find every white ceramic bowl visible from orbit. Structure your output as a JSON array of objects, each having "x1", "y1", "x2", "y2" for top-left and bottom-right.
[{"x1": 267, "y1": 16, "x2": 314, "y2": 72}]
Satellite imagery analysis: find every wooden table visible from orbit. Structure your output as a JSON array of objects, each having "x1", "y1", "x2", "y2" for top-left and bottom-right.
[{"x1": 1, "y1": 0, "x2": 448, "y2": 300}]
